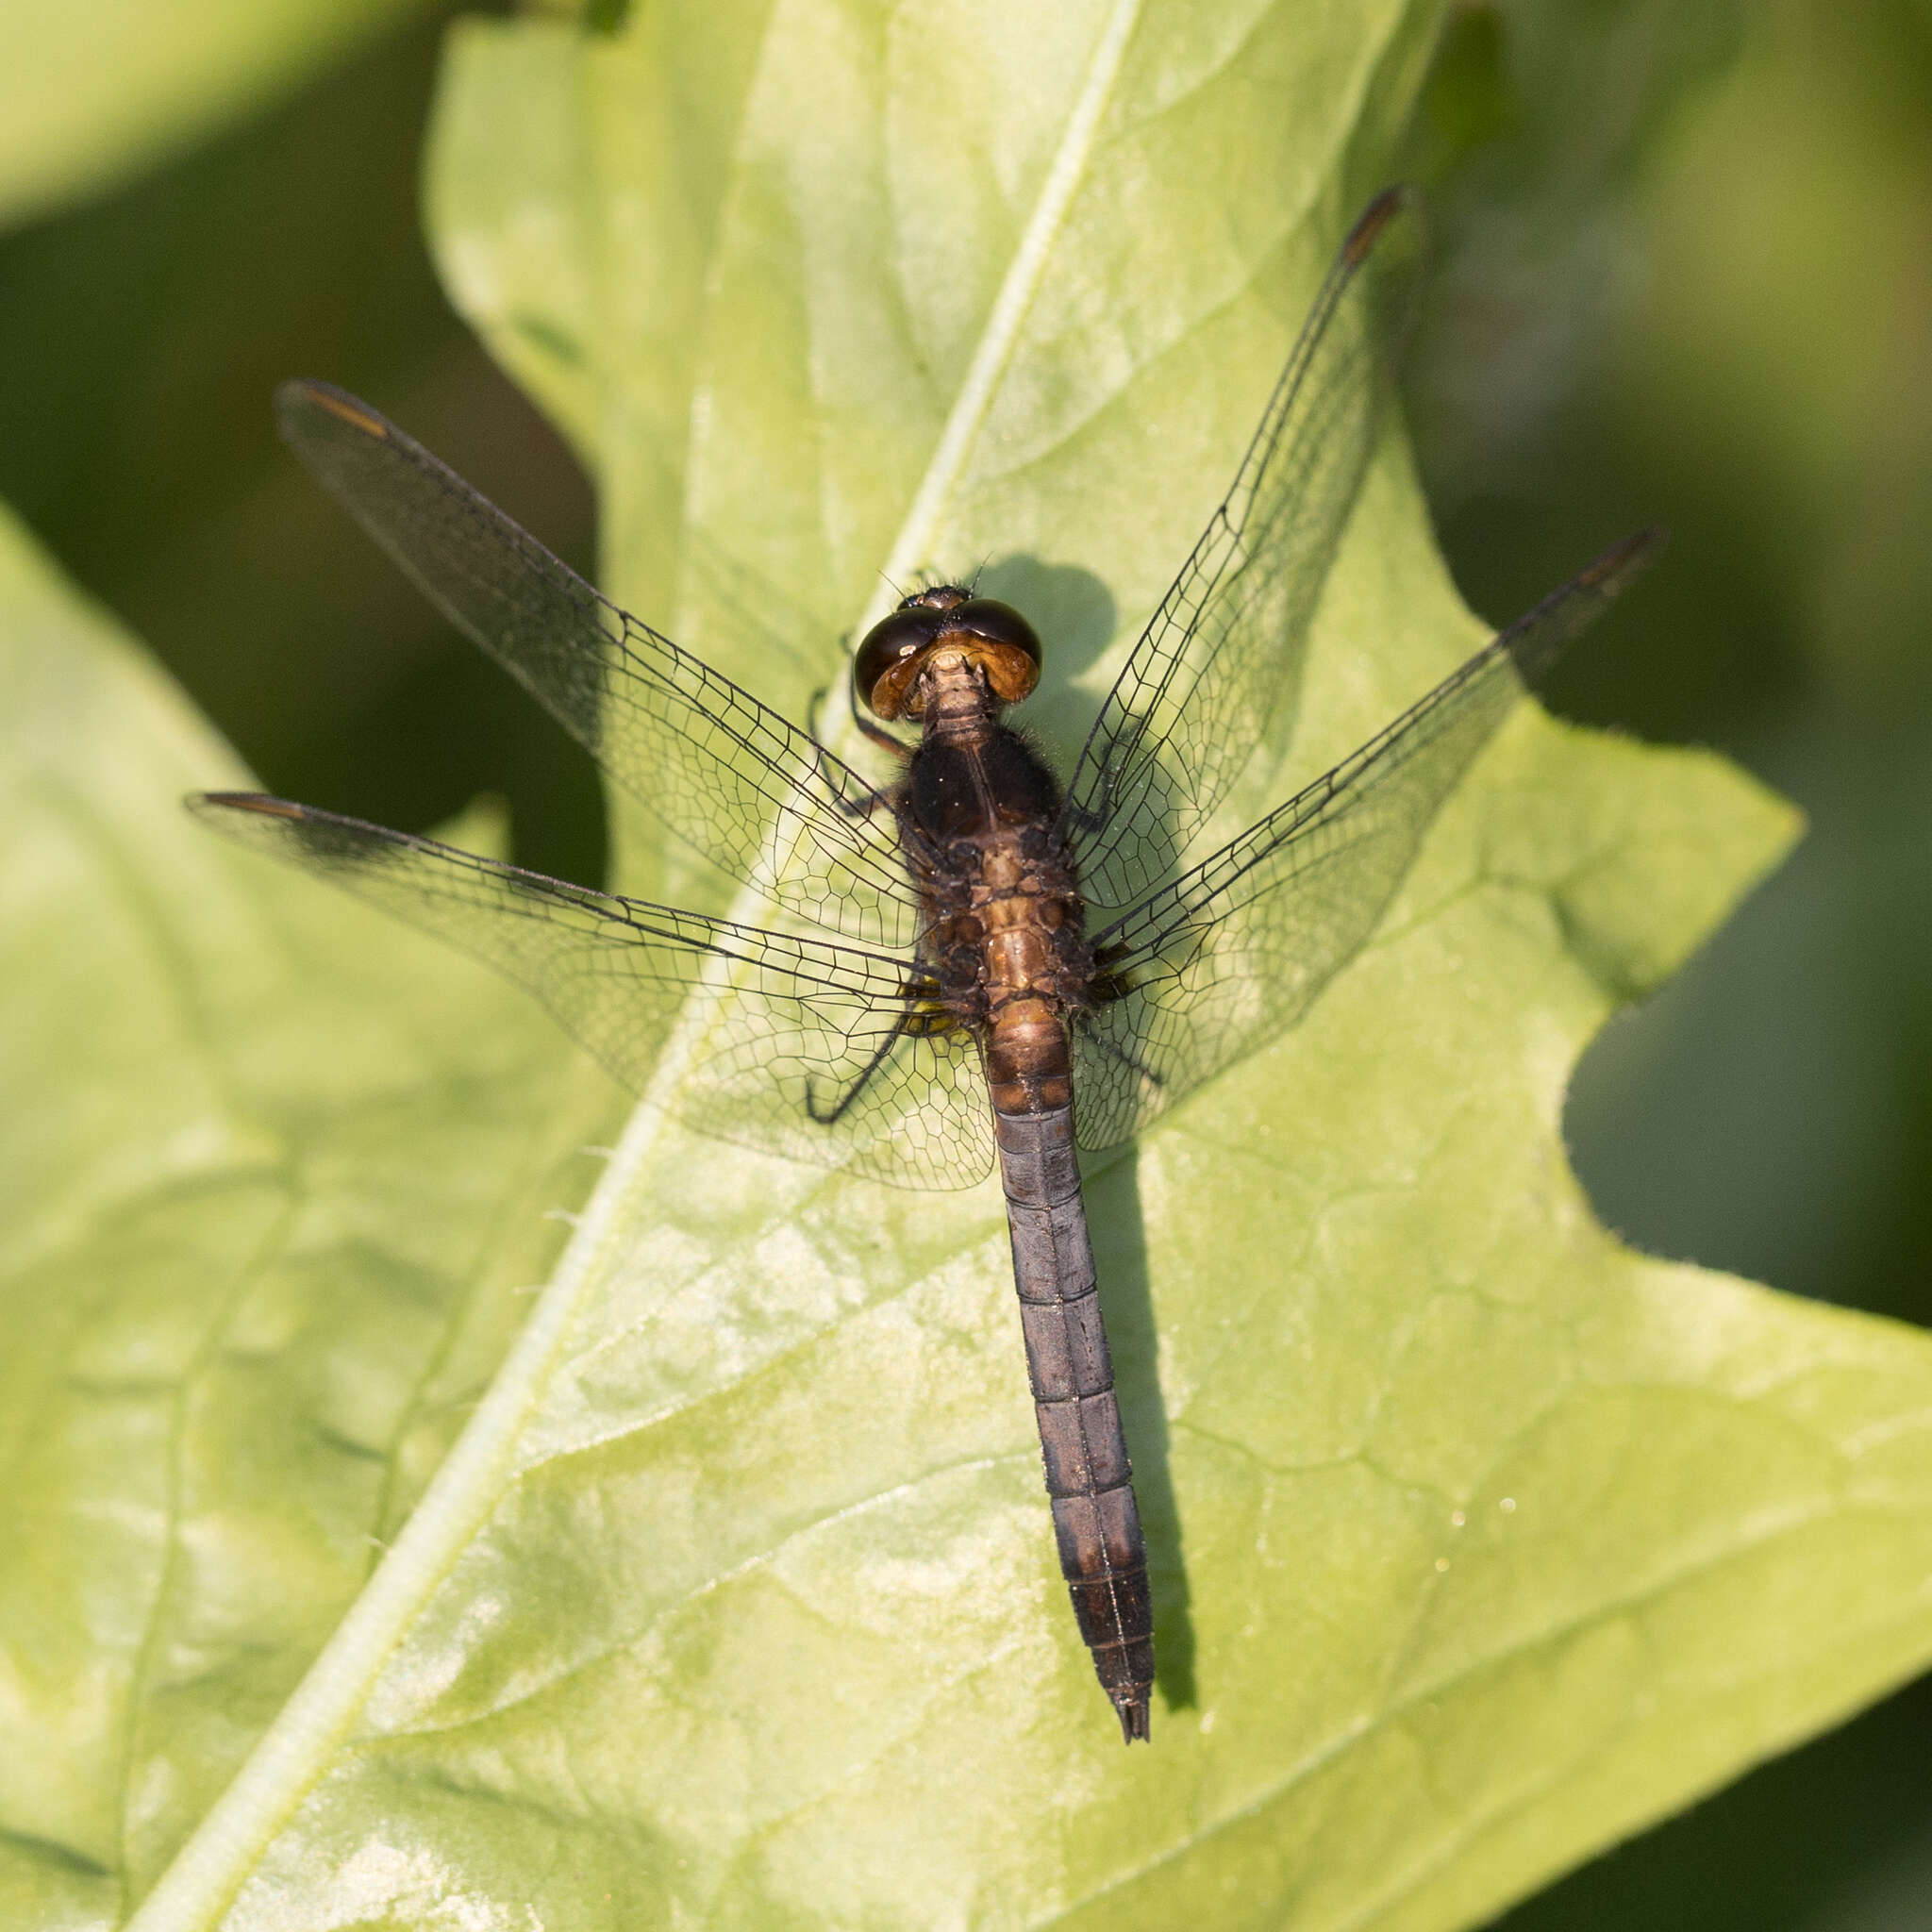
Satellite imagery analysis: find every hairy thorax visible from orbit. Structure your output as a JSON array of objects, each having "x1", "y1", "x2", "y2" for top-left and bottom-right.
[{"x1": 899, "y1": 670, "x2": 1095, "y2": 1115}]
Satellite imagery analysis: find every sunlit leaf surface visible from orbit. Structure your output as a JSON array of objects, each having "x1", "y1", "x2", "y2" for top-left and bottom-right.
[
  {"x1": 0, "y1": 508, "x2": 619, "y2": 1924},
  {"x1": 15, "y1": 6, "x2": 1932, "y2": 1931}
]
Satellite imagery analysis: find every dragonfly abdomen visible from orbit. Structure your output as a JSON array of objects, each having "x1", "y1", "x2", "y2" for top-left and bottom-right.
[
  {"x1": 995, "y1": 1103, "x2": 1155, "y2": 1743},
  {"x1": 900, "y1": 678, "x2": 1152, "y2": 1736}
]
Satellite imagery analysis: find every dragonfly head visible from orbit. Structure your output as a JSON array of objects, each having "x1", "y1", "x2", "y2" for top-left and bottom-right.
[{"x1": 854, "y1": 586, "x2": 1041, "y2": 720}]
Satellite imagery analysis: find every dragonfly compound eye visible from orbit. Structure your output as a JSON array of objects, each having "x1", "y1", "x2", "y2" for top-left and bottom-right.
[{"x1": 854, "y1": 592, "x2": 1042, "y2": 718}]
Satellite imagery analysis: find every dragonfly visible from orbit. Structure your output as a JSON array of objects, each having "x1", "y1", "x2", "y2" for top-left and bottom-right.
[{"x1": 190, "y1": 188, "x2": 1660, "y2": 1744}]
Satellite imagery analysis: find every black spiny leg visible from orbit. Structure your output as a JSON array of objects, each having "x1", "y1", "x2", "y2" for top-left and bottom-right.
[
  {"x1": 1087, "y1": 938, "x2": 1141, "y2": 1011},
  {"x1": 806, "y1": 985, "x2": 957, "y2": 1124},
  {"x1": 845, "y1": 668, "x2": 917, "y2": 760},
  {"x1": 800, "y1": 676, "x2": 901, "y2": 817},
  {"x1": 1083, "y1": 942, "x2": 1163, "y2": 1089},
  {"x1": 1081, "y1": 1026, "x2": 1163, "y2": 1091}
]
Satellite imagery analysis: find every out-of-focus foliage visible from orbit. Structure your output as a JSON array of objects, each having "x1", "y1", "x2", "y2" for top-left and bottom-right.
[
  {"x1": 1399, "y1": 4, "x2": 1932, "y2": 1928},
  {"x1": 0, "y1": 1, "x2": 435, "y2": 226},
  {"x1": 0, "y1": 2, "x2": 606, "y2": 894}
]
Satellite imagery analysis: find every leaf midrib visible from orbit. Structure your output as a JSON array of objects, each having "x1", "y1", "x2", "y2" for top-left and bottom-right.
[{"x1": 858, "y1": 0, "x2": 1144, "y2": 641}]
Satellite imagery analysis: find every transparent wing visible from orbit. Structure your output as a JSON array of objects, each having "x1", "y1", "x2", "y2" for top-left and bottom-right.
[
  {"x1": 1072, "y1": 531, "x2": 1664, "y2": 1151},
  {"x1": 1059, "y1": 187, "x2": 1425, "y2": 911},
  {"x1": 275, "y1": 382, "x2": 916, "y2": 949},
  {"x1": 190, "y1": 793, "x2": 993, "y2": 1191}
]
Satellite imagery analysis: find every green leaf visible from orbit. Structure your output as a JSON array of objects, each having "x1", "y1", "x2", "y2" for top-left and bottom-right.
[
  {"x1": 15, "y1": 6, "x2": 1932, "y2": 1930},
  {"x1": 0, "y1": 508, "x2": 620, "y2": 1923},
  {"x1": 0, "y1": 0, "x2": 432, "y2": 227}
]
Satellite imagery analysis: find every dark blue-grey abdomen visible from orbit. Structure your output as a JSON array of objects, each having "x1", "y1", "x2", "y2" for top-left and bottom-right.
[{"x1": 995, "y1": 1106, "x2": 1154, "y2": 1741}]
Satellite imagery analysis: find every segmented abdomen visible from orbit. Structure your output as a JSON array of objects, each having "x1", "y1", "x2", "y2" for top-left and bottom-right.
[{"x1": 994, "y1": 1104, "x2": 1154, "y2": 1742}]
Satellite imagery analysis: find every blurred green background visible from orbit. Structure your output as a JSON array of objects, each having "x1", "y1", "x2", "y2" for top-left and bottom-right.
[{"x1": 3, "y1": 2, "x2": 1929, "y2": 1925}]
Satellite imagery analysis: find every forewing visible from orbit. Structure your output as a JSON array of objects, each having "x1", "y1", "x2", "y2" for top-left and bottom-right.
[
  {"x1": 1059, "y1": 188, "x2": 1424, "y2": 911},
  {"x1": 1073, "y1": 531, "x2": 1664, "y2": 1150},
  {"x1": 274, "y1": 382, "x2": 916, "y2": 949},
  {"x1": 190, "y1": 794, "x2": 992, "y2": 1191}
]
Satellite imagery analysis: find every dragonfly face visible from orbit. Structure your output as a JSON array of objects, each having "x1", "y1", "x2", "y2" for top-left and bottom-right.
[
  {"x1": 852, "y1": 588, "x2": 1042, "y2": 719},
  {"x1": 191, "y1": 185, "x2": 1661, "y2": 1744}
]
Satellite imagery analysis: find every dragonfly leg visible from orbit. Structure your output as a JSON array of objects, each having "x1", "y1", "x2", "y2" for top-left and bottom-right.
[
  {"x1": 1062, "y1": 797, "x2": 1108, "y2": 841},
  {"x1": 805, "y1": 986, "x2": 955, "y2": 1124},
  {"x1": 843, "y1": 669, "x2": 916, "y2": 764},
  {"x1": 1081, "y1": 1024, "x2": 1164, "y2": 1091},
  {"x1": 1063, "y1": 756, "x2": 1142, "y2": 840},
  {"x1": 1086, "y1": 937, "x2": 1146, "y2": 1009},
  {"x1": 798, "y1": 676, "x2": 903, "y2": 818}
]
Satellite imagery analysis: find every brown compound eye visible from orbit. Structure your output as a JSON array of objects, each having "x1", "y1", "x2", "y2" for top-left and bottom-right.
[
  {"x1": 853, "y1": 602, "x2": 954, "y2": 719},
  {"x1": 852, "y1": 592, "x2": 1043, "y2": 719},
  {"x1": 946, "y1": 599, "x2": 1041, "y2": 704}
]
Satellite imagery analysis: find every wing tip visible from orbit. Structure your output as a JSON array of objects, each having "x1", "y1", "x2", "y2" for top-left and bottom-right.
[
  {"x1": 1588, "y1": 525, "x2": 1669, "y2": 589},
  {"x1": 1344, "y1": 182, "x2": 1422, "y2": 264},
  {"x1": 188, "y1": 784, "x2": 312, "y2": 823},
  {"x1": 275, "y1": 378, "x2": 391, "y2": 443},
  {"x1": 190, "y1": 791, "x2": 306, "y2": 818}
]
